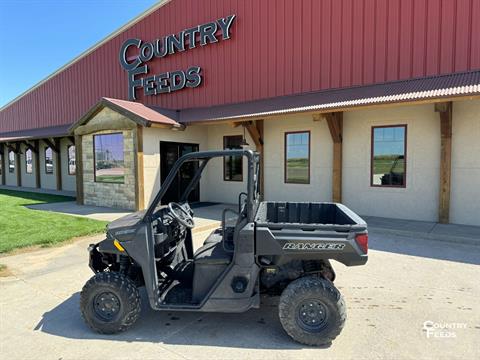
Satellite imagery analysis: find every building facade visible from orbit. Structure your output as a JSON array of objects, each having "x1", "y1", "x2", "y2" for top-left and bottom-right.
[{"x1": 1, "y1": 0, "x2": 479, "y2": 226}]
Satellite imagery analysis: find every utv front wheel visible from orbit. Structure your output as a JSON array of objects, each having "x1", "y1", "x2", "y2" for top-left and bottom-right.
[
  {"x1": 80, "y1": 272, "x2": 141, "y2": 334},
  {"x1": 279, "y1": 276, "x2": 346, "y2": 346}
]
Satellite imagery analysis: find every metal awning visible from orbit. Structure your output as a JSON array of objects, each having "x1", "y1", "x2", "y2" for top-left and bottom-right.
[
  {"x1": 2, "y1": 70, "x2": 480, "y2": 139},
  {"x1": 0, "y1": 125, "x2": 71, "y2": 142},
  {"x1": 180, "y1": 70, "x2": 480, "y2": 123}
]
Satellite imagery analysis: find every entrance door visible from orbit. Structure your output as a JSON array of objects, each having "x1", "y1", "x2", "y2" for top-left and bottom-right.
[{"x1": 160, "y1": 141, "x2": 200, "y2": 204}]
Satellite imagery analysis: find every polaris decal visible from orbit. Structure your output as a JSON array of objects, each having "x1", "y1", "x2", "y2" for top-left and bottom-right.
[
  {"x1": 282, "y1": 242, "x2": 346, "y2": 250},
  {"x1": 114, "y1": 229, "x2": 136, "y2": 236}
]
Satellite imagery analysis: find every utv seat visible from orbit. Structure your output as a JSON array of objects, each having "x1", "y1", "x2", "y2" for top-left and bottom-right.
[
  {"x1": 203, "y1": 228, "x2": 222, "y2": 245},
  {"x1": 192, "y1": 241, "x2": 232, "y2": 303},
  {"x1": 194, "y1": 241, "x2": 232, "y2": 265},
  {"x1": 202, "y1": 228, "x2": 234, "y2": 251}
]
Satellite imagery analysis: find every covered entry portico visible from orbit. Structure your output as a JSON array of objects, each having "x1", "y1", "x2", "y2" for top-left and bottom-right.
[{"x1": 70, "y1": 97, "x2": 184, "y2": 211}]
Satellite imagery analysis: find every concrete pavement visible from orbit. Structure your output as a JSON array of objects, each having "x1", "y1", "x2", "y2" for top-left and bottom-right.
[
  {"x1": 1, "y1": 230, "x2": 479, "y2": 360},
  {"x1": 26, "y1": 201, "x2": 132, "y2": 221},
  {"x1": 23, "y1": 200, "x2": 480, "y2": 245},
  {"x1": 25, "y1": 202, "x2": 237, "y2": 232},
  {"x1": 364, "y1": 215, "x2": 480, "y2": 246}
]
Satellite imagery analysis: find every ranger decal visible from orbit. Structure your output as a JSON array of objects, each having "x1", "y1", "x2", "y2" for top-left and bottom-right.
[{"x1": 282, "y1": 242, "x2": 346, "y2": 250}]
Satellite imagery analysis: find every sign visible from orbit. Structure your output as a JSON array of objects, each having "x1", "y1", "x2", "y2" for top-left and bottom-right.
[{"x1": 119, "y1": 15, "x2": 236, "y2": 101}]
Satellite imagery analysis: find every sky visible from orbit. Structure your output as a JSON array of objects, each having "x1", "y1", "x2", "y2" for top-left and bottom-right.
[
  {"x1": 373, "y1": 126, "x2": 405, "y2": 155},
  {"x1": 0, "y1": 0, "x2": 160, "y2": 108}
]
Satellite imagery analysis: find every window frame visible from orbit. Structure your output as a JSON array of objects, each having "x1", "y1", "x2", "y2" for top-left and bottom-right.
[
  {"x1": 8, "y1": 151, "x2": 15, "y2": 173},
  {"x1": 370, "y1": 124, "x2": 408, "y2": 188},
  {"x1": 25, "y1": 148, "x2": 33, "y2": 174},
  {"x1": 67, "y1": 145, "x2": 76, "y2": 175},
  {"x1": 284, "y1": 130, "x2": 311, "y2": 184},
  {"x1": 223, "y1": 135, "x2": 244, "y2": 182},
  {"x1": 93, "y1": 132, "x2": 125, "y2": 184},
  {"x1": 45, "y1": 147, "x2": 54, "y2": 174}
]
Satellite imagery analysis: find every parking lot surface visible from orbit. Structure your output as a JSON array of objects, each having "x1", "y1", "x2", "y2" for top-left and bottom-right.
[{"x1": 1, "y1": 231, "x2": 479, "y2": 360}]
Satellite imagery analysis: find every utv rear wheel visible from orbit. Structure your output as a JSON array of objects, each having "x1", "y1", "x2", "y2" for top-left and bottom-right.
[
  {"x1": 80, "y1": 272, "x2": 141, "y2": 334},
  {"x1": 279, "y1": 276, "x2": 346, "y2": 346}
]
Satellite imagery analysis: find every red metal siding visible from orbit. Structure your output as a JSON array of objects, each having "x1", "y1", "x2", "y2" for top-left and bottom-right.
[{"x1": 1, "y1": 0, "x2": 479, "y2": 134}]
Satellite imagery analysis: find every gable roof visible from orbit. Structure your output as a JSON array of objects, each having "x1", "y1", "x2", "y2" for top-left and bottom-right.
[{"x1": 69, "y1": 97, "x2": 182, "y2": 132}]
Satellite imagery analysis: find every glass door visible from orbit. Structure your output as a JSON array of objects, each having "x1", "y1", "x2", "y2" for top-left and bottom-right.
[{"x1": 160, "y1": 141, "x2": 199, "y2": 204}]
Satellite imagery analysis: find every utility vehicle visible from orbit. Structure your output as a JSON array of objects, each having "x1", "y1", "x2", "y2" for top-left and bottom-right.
[{"x1": 80, "y1": 150, "x2": 368, "y2": 346}]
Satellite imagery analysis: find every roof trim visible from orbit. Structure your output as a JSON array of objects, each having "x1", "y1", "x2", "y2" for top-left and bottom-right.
[
  {"x1": 180, "y1": 70, "x2": 480, "y2": 123},
  {"x1": 183, "y1": 87, "x2": 480, "y2": 123},
  {"x1": 69, "y1": 97, "x2": 181, "y2": 133},
  {"x1": 0, "y1": 124, "x2": 71, "y2": 142},
  {"x1": 0, "y1": 0, "x2": 169, "y2": 112}
]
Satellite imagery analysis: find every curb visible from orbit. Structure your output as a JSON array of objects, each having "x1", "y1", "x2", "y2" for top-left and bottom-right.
[{"x1": 368, "y1": 226, "x2": 480, "y2": 246}]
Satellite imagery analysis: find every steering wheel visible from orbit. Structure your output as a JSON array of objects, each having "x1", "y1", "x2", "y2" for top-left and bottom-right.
[{"x1": 168, "y1": 202, "x2": 195, "y2": 229}]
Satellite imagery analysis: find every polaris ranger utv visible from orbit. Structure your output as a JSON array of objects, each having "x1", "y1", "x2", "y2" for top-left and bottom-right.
[{"x1": 80, "y1": 149, "x2": 368, "y2": 346}]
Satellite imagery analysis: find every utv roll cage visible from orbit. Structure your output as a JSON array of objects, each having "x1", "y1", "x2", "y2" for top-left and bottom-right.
[{"x1": 144, "y1": 149, "x2": 261, "y2": 221}]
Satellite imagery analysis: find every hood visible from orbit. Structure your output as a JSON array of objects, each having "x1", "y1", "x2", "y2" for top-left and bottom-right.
[{"x1": 107, "y1": 210, "x2": 146, "y2": 234}]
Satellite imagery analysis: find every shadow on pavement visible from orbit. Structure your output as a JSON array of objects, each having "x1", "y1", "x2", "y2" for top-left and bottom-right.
[
  {"x1": 34, "y1": 291, "x2": 327, "y2": 350},
  {"x1": 26, "y1": 201, "x2": 130, "y2": 217},
  {"x1": 368, "y1": 231, "x2": 480, "y2": 265}
]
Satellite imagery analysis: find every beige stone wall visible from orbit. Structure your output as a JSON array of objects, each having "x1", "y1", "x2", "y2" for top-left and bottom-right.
[
  {"x1": 4, "y1": 147, "x2": 17, "y2": 186},
  {"x1": 263, "y1": 115, "x2": 333, "y2": 202},
  {"x1": 19, "y1": 143, "x2": 36, "y2": 188},
  {"x1": 0, "y1": 147, "x2": 3, "y2": 185},
  {"x1": 204, "y1": 124, "x2": 256, "y2": 204},
  {"x1": 73, "y1": 100, "x2": 479, "y2": 225},
  {"x1": 143, "y1": 125, "x2": 208, "y2": 206},
  {"x1": 451, "y1": 100, "x2": 480, "y2": 226},
  {"x1": 60, "y1": 138, "x2": 76, "y2": 192},
  {"x1": 76, "y1": 107, "x2": 139, "y2": 210},
  {"x1": 143, "y1": 117, "x2": 329, "y2": 205},
  {"x1": 39, "y1": 140, "x2": 57, "y2": 190},
  {"x1": 342, "y1": 103, "x2": 441, "y2": 221},
  {"x1": 82, "y1": 129, "x2": 136, "y2": 210}
]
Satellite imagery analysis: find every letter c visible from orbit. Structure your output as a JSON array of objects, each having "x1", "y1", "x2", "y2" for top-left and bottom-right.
[{"x1": 119, "y1": 38, "x2": 142, "y2": 71}]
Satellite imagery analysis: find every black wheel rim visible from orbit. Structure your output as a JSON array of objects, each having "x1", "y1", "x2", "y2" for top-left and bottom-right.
[
  {"x1": 296, "y1": 298, "x2": 329, "y2": 332},
  {"x1": 93, "y1": 292, "x2": 121, "y2": 322}
]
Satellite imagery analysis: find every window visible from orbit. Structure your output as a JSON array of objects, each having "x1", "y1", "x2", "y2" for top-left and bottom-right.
[
  {"x1": 94, "y1": 133, "x2": 125, "y2": 183},
  {"x1": 285, "y1": 131, "x2": 310, "y2": 184},
  {"x1": 67, "y1": 145, "x2": 76, "y2": 175},
  {"x1": 371, "y1": 125, "x2": 407, "y2": 187},
  {"x1": 25, "y1": 149, "x2": 33, "y2": 174},
  {"x1": 8, "y1": 151, "x2": 14, "y2": 173},
  {"x1": 223, "y1": 135, "x2": 243, "y2": 181},
  {"x1": 45, "y1": 147, "x2": 53, "y2": 174}
]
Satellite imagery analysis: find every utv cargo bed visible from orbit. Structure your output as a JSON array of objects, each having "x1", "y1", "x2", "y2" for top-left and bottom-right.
[{"x1": 255, "y1": 202, "x2": 368, "y2": 266}]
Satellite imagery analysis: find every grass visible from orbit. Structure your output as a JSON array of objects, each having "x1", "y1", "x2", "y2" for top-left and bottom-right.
[
  {"x1": 95, "y1": 175, "x2": 125, "y2": 183},
  {"x1": 286, "y1": 158, "x2": 309, "y2": 183},
  {"x1": 0, "y1": 189, "x2": 108, "y2": 253},
  {"x1": 373, "y1": 156, "x2": 405, "y2": 175}
]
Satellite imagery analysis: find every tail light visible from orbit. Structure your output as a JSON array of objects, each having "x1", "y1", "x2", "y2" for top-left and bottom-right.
[{"x1": 355, "y1": 234, "x2": 368, "y2": 254}]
